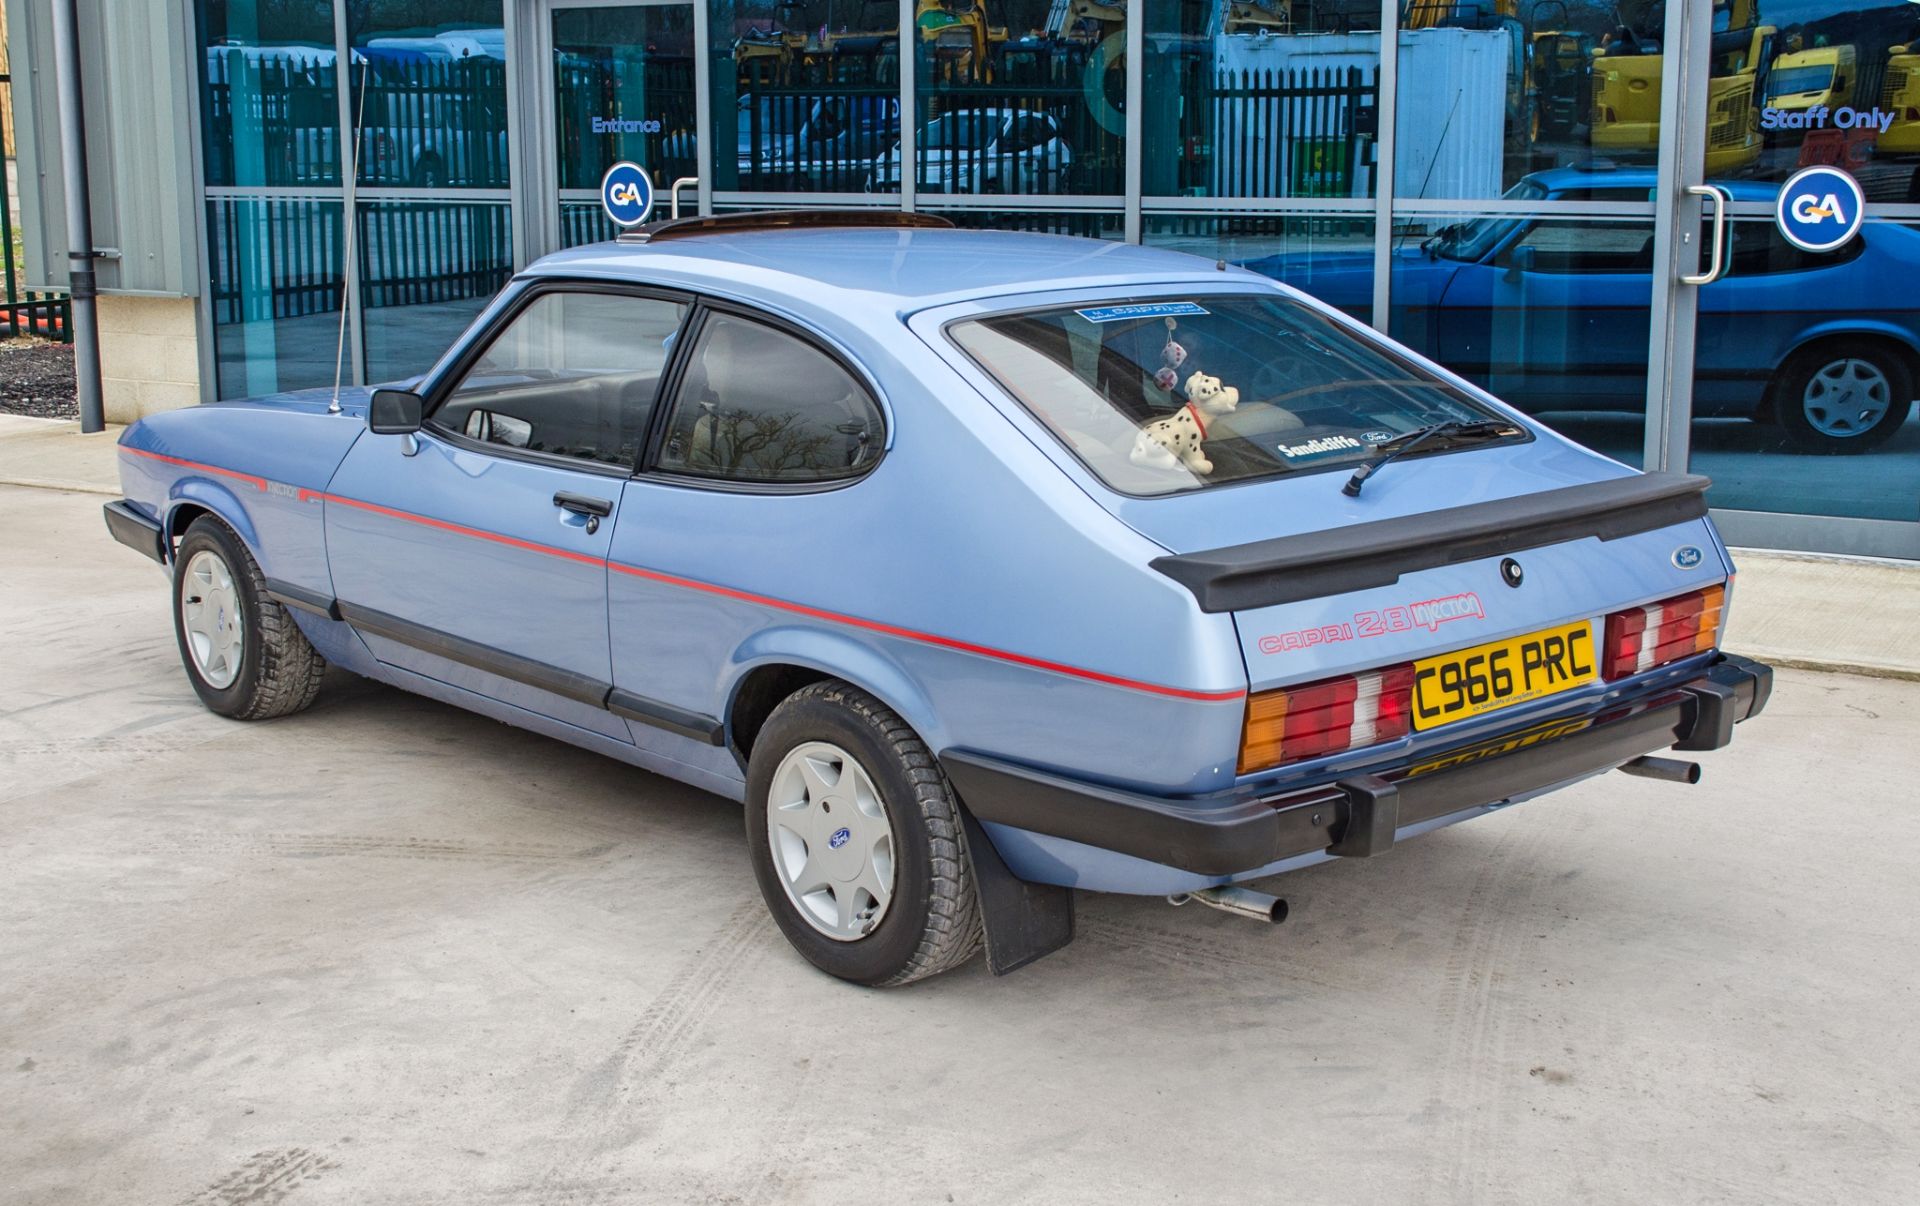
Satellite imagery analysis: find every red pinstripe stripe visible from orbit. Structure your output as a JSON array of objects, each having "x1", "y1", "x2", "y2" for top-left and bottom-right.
[
  {"x1": 120, "y1": 448, "x2": 1246, "y2": 702},
  {"x1": 604, "y1": 560, "x2": 1246, "y2": 702},
  {"x1": 314, "y1": 491, "x2": 606, "y2": 566},
  {"x1": 120, "y1": 446, "x2": 268, "y2": 492}
]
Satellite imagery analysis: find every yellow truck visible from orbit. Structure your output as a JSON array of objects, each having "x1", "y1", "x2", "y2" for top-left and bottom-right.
[
  {"x1": 1765, "y1": 44, "x2": 1857, "y2": 115},
  {"x1": 1590, "y1": 0, "x2": 1774, "y2": 176},
  {"x1": 1879, "y1": 41, "x2": 1920, "y2": 155}
]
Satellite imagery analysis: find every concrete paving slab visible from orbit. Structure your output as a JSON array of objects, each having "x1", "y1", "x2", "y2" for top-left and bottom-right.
[
  {"x1": 1724, "y1": 549, "x2": 1920, "y2": 681},
  {"x1": 3, "y1": 483, "x2": 1918, "y2": 1204},
  {"x1": 0, "y1": 417, "x2": 122, "y2": 495}
]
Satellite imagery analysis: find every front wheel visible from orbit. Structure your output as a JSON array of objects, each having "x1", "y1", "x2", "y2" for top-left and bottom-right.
[
  {"x1": 1767, "y1": 340, "x2": 1913, "y2": 454},
  {"x1": 745, "y1": 681, "x2": 981, "y2": 986},
  {"x1": 172, "y1": 516, "x2": 326, "y2": 719}
]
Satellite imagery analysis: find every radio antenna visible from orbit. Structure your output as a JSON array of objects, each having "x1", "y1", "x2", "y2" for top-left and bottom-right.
[{"x1": 330, "y1": 54, "x2": 372, "y2": 416}]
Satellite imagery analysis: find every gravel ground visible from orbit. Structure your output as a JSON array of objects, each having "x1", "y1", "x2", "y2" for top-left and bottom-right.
[{"x1": 0, "y1": 341, "x2": 77, "y2": 420}]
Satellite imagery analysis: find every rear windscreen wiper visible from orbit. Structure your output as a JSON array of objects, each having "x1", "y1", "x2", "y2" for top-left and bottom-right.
[{"x1": 1342, "y1": 420, "x2": 1518, "y2": 497}]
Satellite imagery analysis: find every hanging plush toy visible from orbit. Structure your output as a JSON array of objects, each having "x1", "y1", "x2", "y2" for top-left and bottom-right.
[
  {"x1": 1130, "y1": 369, "x2": 1242, "y2": 475},
  {"x1": 1153, "y1": 317, "x2": 1189, "y2": 391}
]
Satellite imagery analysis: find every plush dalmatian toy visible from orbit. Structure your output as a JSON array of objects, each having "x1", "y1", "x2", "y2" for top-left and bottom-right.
[{"x1": 1129, "y1": 370, "x2": 1242, "y2": 474}]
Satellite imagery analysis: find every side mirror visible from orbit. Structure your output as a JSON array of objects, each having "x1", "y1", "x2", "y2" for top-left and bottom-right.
[
  {"x1": 1504, "y1": 244, "x2": 1537, "y2": 283},
  {"x1": 368, "y1": 388, "x2": 424, "y2": 435}
]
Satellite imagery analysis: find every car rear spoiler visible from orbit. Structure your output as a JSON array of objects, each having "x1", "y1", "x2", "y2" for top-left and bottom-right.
[{"x1": 1150, "y1": 472, "x2": 1712, "y2": 613}]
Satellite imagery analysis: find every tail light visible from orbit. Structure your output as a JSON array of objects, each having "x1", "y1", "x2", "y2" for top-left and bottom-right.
[
  {"x1": 1601, "y1": 584, "x2": 1725, "y2": 681},
  {"x1": 1239, "y1": 664, "x2": 1415, "y2": 775}
]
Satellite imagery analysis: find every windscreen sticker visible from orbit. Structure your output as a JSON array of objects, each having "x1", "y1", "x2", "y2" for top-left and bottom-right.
[
  {"x1": 1275, "y1": 434, "x2": 1365, "y2": 460},
  {"x1": 1073, "y1": 302, "x2": 1210, "y2": 323}
]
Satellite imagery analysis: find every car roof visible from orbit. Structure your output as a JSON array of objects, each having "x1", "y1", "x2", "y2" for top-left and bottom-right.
[
  {"x1": 1525, "y1": 164, "x2": 1782, "y2": 203},
  {"x1": 526, "y1": 228, "x2": 1238, "y2": 323}
]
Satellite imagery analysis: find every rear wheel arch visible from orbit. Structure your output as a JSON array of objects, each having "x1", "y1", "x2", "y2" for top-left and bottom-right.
[
  {"x1": 1761, "y1": 333, "x2": 1917, "y2": 450},
  {"x1": 726, "y1": 663, "x2": 832, "y2": 768},
  {"x1": 1763, "y1": 332, "x2": 1920, "y2": 408},
  {"x1": 723, "y1": 641, "x2": 944, "y2": 770}
]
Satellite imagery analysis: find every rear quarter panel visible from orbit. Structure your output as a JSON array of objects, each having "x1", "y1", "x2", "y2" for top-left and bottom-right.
[{"x1": 608, "y1": 313, "x2": 1253, "y2": 796}]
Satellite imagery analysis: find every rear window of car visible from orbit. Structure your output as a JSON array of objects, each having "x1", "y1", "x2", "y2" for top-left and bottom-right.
[{"x1": 948, "y1": 294, "x2": 1517, "y2": 497}]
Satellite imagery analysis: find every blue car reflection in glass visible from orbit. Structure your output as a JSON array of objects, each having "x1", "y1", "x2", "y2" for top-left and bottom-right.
[{"x1": 1240, "y1": 168, "x2": 1920, "y2": 456}]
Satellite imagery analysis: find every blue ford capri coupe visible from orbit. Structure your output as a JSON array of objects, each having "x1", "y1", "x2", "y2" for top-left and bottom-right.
[
  {"x1": 103, "y1": 211, "x2": 1771, "y2": 985},
  {"x1": 1245, "y1": 167, "x2": 1920, "y2": 454}
]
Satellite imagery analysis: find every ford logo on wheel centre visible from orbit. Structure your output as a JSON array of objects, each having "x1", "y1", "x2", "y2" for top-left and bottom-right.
[
  {"x1": 600, "y1": 161, "x2": 654, "y2": 228},
  {"x1": 828, "y1": 827, "x2": 851, "y2": 849}
]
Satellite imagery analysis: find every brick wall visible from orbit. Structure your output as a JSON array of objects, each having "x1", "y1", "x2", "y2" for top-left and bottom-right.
[{"x1": 98, "y1": 295, "x2": 201, "y2": 421}]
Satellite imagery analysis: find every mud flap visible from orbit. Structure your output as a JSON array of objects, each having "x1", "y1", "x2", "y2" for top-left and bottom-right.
[{"x1": 958, "y1": 806, "x2": 1075, "y2": 975}]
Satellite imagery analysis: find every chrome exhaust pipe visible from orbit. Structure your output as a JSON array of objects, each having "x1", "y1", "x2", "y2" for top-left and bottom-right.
[
  {"x1": 1618, "y1": 755, "x2": 1702, "y2": 785},
  {"x1": 1167, "y1": 886, "x2": 1289, "y2": 924}
]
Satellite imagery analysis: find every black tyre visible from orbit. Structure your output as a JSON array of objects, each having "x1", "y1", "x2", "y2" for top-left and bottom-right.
[
  {"x1": 172, "y1": 516, "x2": 326, "y2": 720},
  {"x1": 745, "y1": 681, "x2": 982, "y2": 986},
  {"x1": 1767, "y1": 339, "x2": 1914, "y2": 454}
]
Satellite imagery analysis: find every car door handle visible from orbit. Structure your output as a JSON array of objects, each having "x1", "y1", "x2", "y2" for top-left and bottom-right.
[
  {"x1": 553, "y1": 492, "x2": 613, "y2": 517},
  {"x1": 553, "y1": 492, "x2": 613, "y2": 534}
]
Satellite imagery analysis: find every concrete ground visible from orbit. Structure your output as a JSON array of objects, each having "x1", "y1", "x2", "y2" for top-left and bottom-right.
[{"x1": 5, "y1": 483, "x2": 1920, "y2": 1204}]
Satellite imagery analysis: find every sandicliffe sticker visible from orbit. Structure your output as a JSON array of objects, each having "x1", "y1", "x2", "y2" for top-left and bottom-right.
[
  {"x1": 1361, "y1": 429, "x2": 1395, "y2": 444},
  {"x1": 1672, "y1": 544, "x2": 1704, "y2": 570},
  {"x1": 1276, "y1": 434, "x2": 1364, "y2": 460},
  {"x1": 1775, "y1": 165, "x2": 1864, "y2": 254},
  {"x1": 1074, "y1": 302, "x2": 1209, "y2": 324},
  {"x1": 600, "y1": 161, "x2": 654, "y2": 228}
]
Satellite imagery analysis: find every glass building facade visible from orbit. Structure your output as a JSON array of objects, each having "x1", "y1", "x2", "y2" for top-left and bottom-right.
[{"x1": 193, "y1": 0, "x2": 1920, "y2": 557}]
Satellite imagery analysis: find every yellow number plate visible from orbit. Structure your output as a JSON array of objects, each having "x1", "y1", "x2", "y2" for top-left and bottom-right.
[{"x1": 1412, "y1": 620, "x2": 1597, "y2": 731}]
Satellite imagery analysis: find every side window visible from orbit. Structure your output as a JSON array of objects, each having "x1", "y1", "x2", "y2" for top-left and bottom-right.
[
  {"x1": 1724, "y1": 222, "x2": 1865, "y2": 277},
  {"x1": 657, "y1": 313, "x2": 884, "y2": 485},
  {"x1": 1505, "y1": 220, "x2": 1656, "y2": 274},
  {"x1": 433, "y1": 291, "x2": 688, "y2": 470}
]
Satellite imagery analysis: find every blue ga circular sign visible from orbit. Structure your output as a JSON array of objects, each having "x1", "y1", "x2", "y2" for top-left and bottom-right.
[
  {"x1": 600, "y1": 161, "x2": 654, "y2": 228},
  {"x1": 1775, "y1": 165, "x2": 1864, "y2": 254}
]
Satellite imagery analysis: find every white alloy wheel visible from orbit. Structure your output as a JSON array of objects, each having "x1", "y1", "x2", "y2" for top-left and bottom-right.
[
  {"x1": 766, "y1": 740, "x2": 896, "y2": 941},
  {"x1": 179, "y1": 548, "x2": 244, "y2": 689},
  {"x1": 1801, "y1": 356, "x2": 1893, "y2": 438}
]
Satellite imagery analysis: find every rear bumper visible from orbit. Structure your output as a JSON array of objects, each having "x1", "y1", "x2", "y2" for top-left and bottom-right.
[
  {"x1": 103, "y1": 500, "x2": 166, "y2": 565},
  {"x1": 942, "y1": 653, "x2": 1773, "y2": 878}
]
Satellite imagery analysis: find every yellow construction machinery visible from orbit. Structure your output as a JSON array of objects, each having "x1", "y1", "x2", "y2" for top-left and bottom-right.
[
  {"x1": 916, "y1": 0, "x2": 1007, "y2": 83},
  {"x1": 1883, "y1": 39, "x2": 1920, "y2": 156},
  {"x1": 1402, "y1": 0, "x2": 1515, "y2": 28},
  {"x1": 1222, "y1": 0, "x2": 1291, "y2": 37},
  {"x1": 1590, "y1": 0, "x2": 1774, "y2": 176}
]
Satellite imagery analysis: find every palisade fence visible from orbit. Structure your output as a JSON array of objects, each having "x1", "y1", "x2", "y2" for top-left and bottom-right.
[
  {"x1": 204, "y1": 52, "x2": 511, "y2": 188},
  {"x1": 0, "y1": 69, "x2": 71, "y2": 342},
  {"x1": 198, "y1": 48, "x2": 1377, "y2": 327},
  {"x1": 553, "y1": 53, "x2": 697, "y2": 190},
  {"x1": 1195, "y1": 64, "x2": 1378, "y2": 199},
  {"x1": 202, "y1": 51, "x2": 343, "y2": 187},
  {"x1": 919, "y1": 80, "x2": 1124, "y2": 195},
  {"x1": 207, "y1": 198, "x2": 511, "y2": 330},
  {"x1": 734, "y1": 62, "x2": 1374, "y2": 201},
  {"x1": 738, "y1": 81, "x2": 902, "y2": 192}
]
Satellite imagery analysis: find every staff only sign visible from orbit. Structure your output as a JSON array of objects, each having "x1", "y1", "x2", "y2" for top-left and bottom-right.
[
  {"x1": 1760, "y1": 105, "x2": 1896, "y2": 134},
  {"x1": 1775, "y1": 165, "x2": 1866, "y2": 253}
]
